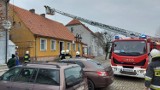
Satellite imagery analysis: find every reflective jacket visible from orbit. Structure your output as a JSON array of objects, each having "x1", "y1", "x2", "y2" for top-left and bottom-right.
[
  {"x1": 145, "y1": 57, "x2": 160, "y2": 90},
  {"x1": 65, "y1": 54, "x2": 72, "y2": 59},
  {"x1": 24, "y1": 54, "x2": 30, "y2": 63}
]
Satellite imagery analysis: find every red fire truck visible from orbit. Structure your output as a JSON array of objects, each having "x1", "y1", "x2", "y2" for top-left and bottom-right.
[{"x1": 110, "y1": 35, "x2": 160, "y2": 78}]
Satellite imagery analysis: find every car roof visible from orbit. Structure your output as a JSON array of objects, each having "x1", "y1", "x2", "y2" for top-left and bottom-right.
[
  {"x1": 17, "y1": 62, "x2": 79, "y2": 69},
  {"x1": 63, "y1": 58, "x2": 92, "y2": 61}
]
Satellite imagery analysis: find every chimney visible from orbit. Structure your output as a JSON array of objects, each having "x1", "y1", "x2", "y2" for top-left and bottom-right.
[
  {"x1": 40, "y1": 14, "x2": 45, "y2": 18},
  {"x1": 29, "y1": 9, "x2": 35, "y2": 13}
]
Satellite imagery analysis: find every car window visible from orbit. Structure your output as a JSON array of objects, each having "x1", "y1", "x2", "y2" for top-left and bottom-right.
[
  {"x1": 87, "y1": 60, "x2": 104, "y2": 69},
  {"x1": 1, "y1": 67, "x2": 21, "y2": 81},
  {"x1": 14, "y1": 68, "x2": 37, "y2": 83},
  {"x1": 35, "y1": 69, "x2": 60, "y2": 86},
  {"x1": 76, "y1": 61, "x2": 85, "y2": 68},
  {"x1": 65, "y1": 66, "x2": 83, "y2": 88}
]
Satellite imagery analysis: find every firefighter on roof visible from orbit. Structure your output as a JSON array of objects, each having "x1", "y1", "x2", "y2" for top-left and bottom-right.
[{"x1": 145, "y1": 49, "x2": 160, "y2": 90}]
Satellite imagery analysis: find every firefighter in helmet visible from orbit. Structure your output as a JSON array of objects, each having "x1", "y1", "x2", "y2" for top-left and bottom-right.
[
  {"x1": 65, "y1": 50, "x2": 72, "y2": 59},
  {"x1": 59, "y1": 50, "x2": 66, "y2": 60},
  {"x1": 145, "y1": 49, "x2": 160, "y2": 90},
  {"x1": 76, "y1": 51, "x2": 81, "y2": 58},
  {"x1": 24, "y1": 51, "x2": 30, "y2": 63}
]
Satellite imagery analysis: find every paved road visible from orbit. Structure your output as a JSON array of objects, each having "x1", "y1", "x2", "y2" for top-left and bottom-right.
[{"x1": 94, "y1": 55, "x2": 146, "y2": 90}]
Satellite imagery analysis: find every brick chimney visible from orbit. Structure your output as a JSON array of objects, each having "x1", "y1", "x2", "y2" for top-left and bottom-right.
[
  {"x1": 29, "y1": 9, "x2": 35, "y2": 13},
  {"x1": 40, "y1": 14, "x2": 45, "y2": 18}
]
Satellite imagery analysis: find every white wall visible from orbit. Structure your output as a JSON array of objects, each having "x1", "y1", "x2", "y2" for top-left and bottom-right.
[{"x1": 67, "y1": 25, "x2": 103, "y2": 56}]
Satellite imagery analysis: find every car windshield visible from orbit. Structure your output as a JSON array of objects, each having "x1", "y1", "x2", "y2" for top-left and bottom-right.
[
  {"x1": 86, "y1": 60, "x2": 104, "y2": 69},
  {"x1": 113, "y1": 41, "x2": 147, "y2": 56}
]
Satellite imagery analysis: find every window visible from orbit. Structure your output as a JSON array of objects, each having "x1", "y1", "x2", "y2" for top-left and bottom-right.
[
  {"x1": 67, "y1": 42, "x2": 71, "y2": 50},
  {"x1": 1, "y1": 67, "x2": 21, "y2": 81},
  {"x1": 14, "y1": 68, "x2": 37, "y2": 83},
  {"x1": 78, "y1": 44, "x2": 81, "y2": 51},
  {"x1": 51, "y1": 40, "x2": 56, "y2": 50},
  {"x1": 73, "y1": 44, "x2": 76, "y2": 51},
  {"x1": 65, "y1": 66, "x2": 83, "y2": 88},
  {"x1": 35, "y1": 69, "x2": 60, "y2": 85},
  {"x1": 71, "y1": 27, "x2": 74, "y2": 33},
  {"x1": 40, "y1": 38, "x2": 47, "y2": 51}
]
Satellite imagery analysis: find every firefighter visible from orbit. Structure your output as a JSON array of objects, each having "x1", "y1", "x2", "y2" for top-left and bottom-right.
[
  {"x1": 24, "y1": 51, "x2": 30, "y2": 63},
  {"x1": 76, "y1": 51, "x2": 81, "y2": 58},
  {"x1": 65, "y1": 50, "x2": 72, "y2": 59},
  {"x1": 59, "y1": 50, "x2": 66, "y2": 60},
  {"x1": 145, "y1": 49, "x2": 160, "y2": 90}
]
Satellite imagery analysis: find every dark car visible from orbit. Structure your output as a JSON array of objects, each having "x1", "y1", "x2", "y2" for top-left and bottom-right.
[
  {"x1": 59, "y1": 58, "x2": 114, "y2": 90},
  {"x1": 0, "y1": 63, "x2": 88, "y2": 90}
]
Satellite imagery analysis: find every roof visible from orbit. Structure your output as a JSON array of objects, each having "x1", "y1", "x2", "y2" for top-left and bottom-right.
[
  {"x1": 10, "y1": 5, "x2": 75, "y2": 41},
  {"x1": 20, "y1": 62, "x2": 79, "y2": 69},
  {"x1": 66, "y1": 19, "x2": 95, "y2": 35}
]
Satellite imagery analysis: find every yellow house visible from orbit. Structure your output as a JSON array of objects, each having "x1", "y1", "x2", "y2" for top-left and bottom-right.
[{"x1": 9, "y1": 5, "x2": 83, "y2": 61}]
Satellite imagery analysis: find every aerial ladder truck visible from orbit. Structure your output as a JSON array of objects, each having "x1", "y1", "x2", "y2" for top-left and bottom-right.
[{"x1": 44, "y1": 6, "x2": 160, "y2": 78}]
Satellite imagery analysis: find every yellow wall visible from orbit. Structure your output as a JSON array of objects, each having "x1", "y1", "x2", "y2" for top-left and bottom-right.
[
  {"x1": 9, "y1": 9, "x2": 35, "y2": 57},
  {"x1": 9, "y1": 8, "x2": 83, "y2": 60},
  {"x1": 35, "y1": 37, "x2": 83, "y2": 57}
]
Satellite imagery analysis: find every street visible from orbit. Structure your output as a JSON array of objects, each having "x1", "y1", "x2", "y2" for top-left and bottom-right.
[{"x1": 95, "y1": 55, "x2": 145, "y2": 90}]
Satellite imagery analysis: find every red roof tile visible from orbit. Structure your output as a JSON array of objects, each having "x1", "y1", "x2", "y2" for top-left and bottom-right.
[
  {"x1": 66, "y1": 19, "x2": 82, "y2": 26},
  {"x1": 10, "y1": 5, "x2": 75, "y2": 41},
  {"x1": 66, "y1": 19, "x2": 95, "y2": 35}
]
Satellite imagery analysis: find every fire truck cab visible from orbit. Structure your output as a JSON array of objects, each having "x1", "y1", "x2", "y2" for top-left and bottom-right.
[{"x1": 110, "y1": 35, "x2": 158, "y2": 78}]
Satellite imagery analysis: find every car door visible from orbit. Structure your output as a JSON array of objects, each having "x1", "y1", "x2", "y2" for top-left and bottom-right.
[
  {"x1": 33, "y1": 69, "x2": 60, "y2": 90},
  {"x1": 65, "y1": 66, "x2": 86, "y2": 90},
  {"x1": 0, "y1": 67, "x2": 21, "y2": 90},
  {"x1": 11, "y1": 68, "x2": 38, "y2": 90}
]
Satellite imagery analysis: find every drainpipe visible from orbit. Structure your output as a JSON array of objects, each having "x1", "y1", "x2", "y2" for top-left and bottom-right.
[
  {"x1": 35, "y1": 35, "x2": 37, "y2": 61},
  {"x1": 5, "y1": 0, "x2": 10, "y2": 64}
]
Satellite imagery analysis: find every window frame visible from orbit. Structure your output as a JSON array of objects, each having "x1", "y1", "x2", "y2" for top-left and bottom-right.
[
  {"x1": 40, "y1": 38, "x2": 47, "y2": 51},
  {"x1": 73, "y1": 43, "x2": 76, "y2": 51},
  {"x1": 78, "y1": 43, "x2": 81, "y2": 52},
  {"x1": 67, "y1": 42, "x2": 71, "y2": 50},
  {"x1": 50, "y1": 39, "x2": 56, "y2": 51}
]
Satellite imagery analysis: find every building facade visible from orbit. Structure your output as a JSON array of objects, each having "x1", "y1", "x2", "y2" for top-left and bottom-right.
[
  {"x1": 9, "y1": 5, "x2": 83, "y2": 61},
  {"x1": 66, "y1": 19, "x2": 103, "y2": 56}
]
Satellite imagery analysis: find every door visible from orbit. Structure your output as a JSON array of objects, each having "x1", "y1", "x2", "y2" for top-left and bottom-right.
[
  {"x1": 11, "y1": 68, "x2": 38, "y2": 90},
  {"x1": 59, "y1": 42, "x2": 64, "y2": 54},
  {"x1": 33, "y1": 69, "x2": 60, "y2": 90}
]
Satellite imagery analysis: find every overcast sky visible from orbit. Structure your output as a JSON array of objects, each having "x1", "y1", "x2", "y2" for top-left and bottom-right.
[{"x1": 10, "y1": 0, "x2": 160, "y2": 37}]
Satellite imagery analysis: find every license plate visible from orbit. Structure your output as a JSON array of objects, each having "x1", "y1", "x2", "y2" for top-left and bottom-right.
[
  {"x1": 122, "y1": 68, "x2": 134, "y2": 72},
  {"x1": 76, "y1": 86, "x2": 85, "y2": 90}
]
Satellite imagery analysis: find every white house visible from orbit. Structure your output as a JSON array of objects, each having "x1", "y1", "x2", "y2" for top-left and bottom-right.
[{"x1": 66, "y1": 19, "x2": 103, "y2": 56}]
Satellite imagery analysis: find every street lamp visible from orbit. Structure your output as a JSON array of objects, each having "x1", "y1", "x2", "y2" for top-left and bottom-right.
[
  {"x1": 75, "y1": 34, "x2": 82, "y2": 42},
  {"x1": 3, "y1": 0, "x2": 11, "y2": 64}
]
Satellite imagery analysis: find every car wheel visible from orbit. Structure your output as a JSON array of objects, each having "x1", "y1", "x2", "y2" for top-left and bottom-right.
[{"x1": 88, "y1": 79, "x2": 94, "y2": 90}]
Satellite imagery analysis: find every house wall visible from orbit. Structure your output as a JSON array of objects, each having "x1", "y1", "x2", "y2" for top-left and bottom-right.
[
  {"x1": 67, "y1": 25, "x2": 98, "y2": 56},
  {"x1": 9, "y1": 9, "x2": 35, "y2": 59},
  {"x1": 9, "y1": 9, "x2": 83, "y2": 62}
]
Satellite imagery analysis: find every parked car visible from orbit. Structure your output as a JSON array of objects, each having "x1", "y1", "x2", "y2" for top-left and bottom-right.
[
  {"x1": 0, "y1": 62, "x2": 88, "y2": 90},
  {"x1": 59, "y1": 58, "x2": 114, "y2": 90}
]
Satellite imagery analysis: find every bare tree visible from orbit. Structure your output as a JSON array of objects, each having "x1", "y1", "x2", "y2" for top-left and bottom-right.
[{"x1": 94, "y1": 31, "x2": 115, "y2": 59}]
